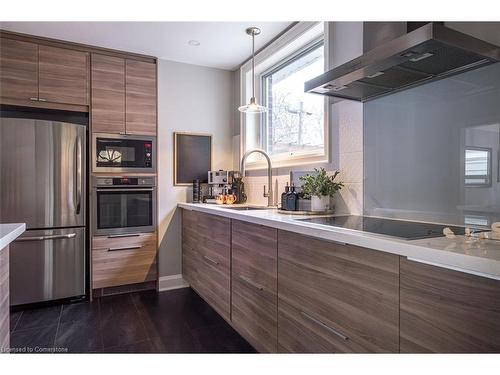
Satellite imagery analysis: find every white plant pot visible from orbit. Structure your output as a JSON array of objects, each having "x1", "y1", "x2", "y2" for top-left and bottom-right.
[{"x1": 311, "y1": 195, "x2": 330, "y2": 211}]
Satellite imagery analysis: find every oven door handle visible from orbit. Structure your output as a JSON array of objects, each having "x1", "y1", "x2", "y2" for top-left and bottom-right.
[{"x1": 95, "y1": 188, "x2": 155, "y2": 192}]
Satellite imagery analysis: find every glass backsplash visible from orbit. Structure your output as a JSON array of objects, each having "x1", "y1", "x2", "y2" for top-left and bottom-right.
[{"x1": 363, "y1": 63, "x2": 500, "y2": 227}]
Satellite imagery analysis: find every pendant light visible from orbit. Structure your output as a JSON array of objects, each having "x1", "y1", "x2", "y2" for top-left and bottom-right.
[{"x1": 238, "y1": 27, "x2": 267, "y2": 113}]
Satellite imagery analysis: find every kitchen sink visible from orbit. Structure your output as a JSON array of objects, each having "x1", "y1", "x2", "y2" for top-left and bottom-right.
[{"x1": 218, "y1": 206, "x2": 271, "y2": 211}]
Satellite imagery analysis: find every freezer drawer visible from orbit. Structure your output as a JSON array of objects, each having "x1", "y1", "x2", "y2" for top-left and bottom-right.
[{"x1": 9, "y1": 227, "x2": 85, "y2": 306}]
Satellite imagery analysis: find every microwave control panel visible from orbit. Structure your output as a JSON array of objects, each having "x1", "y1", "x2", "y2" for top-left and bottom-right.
[{"x1": 144, "y1": 142, "x2": 152, "y2": 168}]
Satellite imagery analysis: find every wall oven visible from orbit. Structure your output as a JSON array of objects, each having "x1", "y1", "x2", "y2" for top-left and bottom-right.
[
  {"x1": 92, "y1": 133, "x2": 155, "y2": 173},
  {"x1": 93, "y1": 176, "x2": 157, "y2": 236}
]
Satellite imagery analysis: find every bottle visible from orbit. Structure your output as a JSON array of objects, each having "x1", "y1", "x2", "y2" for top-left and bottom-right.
[
  {"x1": 286, "y1": 184, "x2": 299, "y2": 211},
  {"x1": 281, "y1": 183, "x2": 290, "y2": 210}
]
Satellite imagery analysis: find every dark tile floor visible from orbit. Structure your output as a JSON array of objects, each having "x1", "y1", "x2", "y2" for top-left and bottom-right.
[{"x1": 9, "y1": 287, "x2": 256, "y2": 354}]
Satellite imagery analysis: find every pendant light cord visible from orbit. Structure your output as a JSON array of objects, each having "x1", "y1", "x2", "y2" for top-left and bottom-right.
[{"x1": 251, "y1": 31, "x2": 255, "y2": 99}]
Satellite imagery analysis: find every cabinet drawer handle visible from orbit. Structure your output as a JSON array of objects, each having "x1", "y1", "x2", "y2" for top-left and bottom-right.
[
  {"x1": 38, "y1": 98, "x2": 47, "y2": 102},
  {"x1": 108, "y1": 245, "x2": 143, "y2": 251},
  {"x1": 16, "y1": 233, "x2": 77, "y2": 242},
  {"x1": 202, "y1": 255, "x2": 219, "y2": 266},
  {"x1": 107, "y1": 234, "x2": 141, "y2": 238},
  {"x1": 29, "y1": 97, "x2": 39, "y2": 101},
  {"x1": 300, "y1": 311, "x2": 349, "y2": 341},
  {"x1": 96, "y1": 188, "x2": 154, "y2": 192},
  {"x1": 238, "y1": 275, "x2": 264, "y2": 291}
]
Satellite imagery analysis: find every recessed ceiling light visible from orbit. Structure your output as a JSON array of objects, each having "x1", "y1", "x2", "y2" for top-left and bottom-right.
[{"x1": 188, "y1": 40, "x2": 200, "y2": 46}]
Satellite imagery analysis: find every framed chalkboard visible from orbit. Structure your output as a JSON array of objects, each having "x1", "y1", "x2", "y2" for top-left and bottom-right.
[{"x1": 174, "y1": 132, "x2": 212, "y2": 186}]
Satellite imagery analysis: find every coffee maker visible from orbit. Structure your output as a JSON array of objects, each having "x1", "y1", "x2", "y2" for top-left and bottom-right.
[
  {"x1": 207, "y1": 170, "x2": 233, "y2": 198},
  {"x1": 206, "y1": 170, "x2": 246, "y2": 204}
]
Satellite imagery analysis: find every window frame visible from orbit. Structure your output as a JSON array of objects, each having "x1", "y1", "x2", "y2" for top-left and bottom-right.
[
  {"x1": 238, "y1": 22, "x2": 329, "y2": 170},
  {"x1": 464, "y1": 146, "x2": 492, "y2": 188},
  {"x1": 260, "y1": 38, "x2": 326, "y2": 161}
]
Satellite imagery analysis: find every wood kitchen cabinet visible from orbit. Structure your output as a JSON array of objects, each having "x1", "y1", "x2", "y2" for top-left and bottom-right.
[
  {"x1": 182, "y1": 210, "x2": 231, "y2": 320},
  {"x1": 180, "y1": 208, "x2": 500, "y2": 353},
  {"x1": 1, "y1": 32, "x2": 157, "y2": 125},
  {"x1": 0, "y1": 37, "x2": 89, "y2": 107},
  {"x1": 91, "y1": 55, "x2": 156, "y2": 135},
  {"x1": 0, "y1": 246, "x2": 9, "y2": 352},
  {"x1": 125, "y1": 60, "x2": 157, "y2": 136},
  {"x1": 0, "y1": 38, "x2": 39, "y2": 101},
  {"x1": 277, "y1": 230, "x2": 400, "y2": 353},
  {"x1": 38, "y1": 45, "x2": 89, "y2": 105},
  {"x1": 92, "y1": 232, "x2": 157, "y2": 289},
  {"x1": 91, "y1": 53, "x2": 126, "y2": 134},
  {"x1": 400, "y1": 258, "x2": 500, "y2": 353},
  {"x1": 231, "y1": 220, "x2": 278, "y2": 353}
]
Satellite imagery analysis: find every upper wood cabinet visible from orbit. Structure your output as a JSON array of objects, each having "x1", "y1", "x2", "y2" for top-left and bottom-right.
[
  {"x1": 231, "y1": 220, "x2": 278, "y2": 353},
  {"x1": 125, "y1": 60, "x2": 157, "y2": 136},
  {"x1": 38, "y1": 45, "x2": 89, "y2": 105},
  {"x1": 400, "y1": 258, "x2": 500, "y2": 353},
  {"x1": 0, "y1": 38, "x2": 39, "y2": 101},
  {"x1": 91, "y1": 54, "x2": 126, "y2": 134},
  {"x1": 1, "y1": 34, "x2": 156, "y2": 129},
  {"x1": 277, "y1": 230, "x2": 400, "y2": 353},
  {"x1": 0, "y1": 38, "x2": 89, "y2": 107},
  {"x1": 91, "y1": 55, "x2": 156, "y2": 136}
]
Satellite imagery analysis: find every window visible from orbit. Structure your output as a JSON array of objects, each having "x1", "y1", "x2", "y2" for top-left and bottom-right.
[
  {"x1": 262, "y1": 41, "x2": 325, "y2": 159},
  {"x1": 465, "y1": 147, "x2": 492, "y2": 187},
  {"x1": 239, "y1": 22, "x2": 327, "y2": 169}
]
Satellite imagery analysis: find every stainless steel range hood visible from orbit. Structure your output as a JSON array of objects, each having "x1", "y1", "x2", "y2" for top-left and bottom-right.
[{"x1": 305, "y1": 22, "x2": 500, "y2": 102}]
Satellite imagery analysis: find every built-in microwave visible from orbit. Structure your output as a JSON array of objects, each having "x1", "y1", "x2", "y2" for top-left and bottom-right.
[
  {"x1": 93, "y1": 176, "x2": 157, "y2": 236},
  {"x1": 92, "y1": 133, "x2": 156, "y2": 173}
]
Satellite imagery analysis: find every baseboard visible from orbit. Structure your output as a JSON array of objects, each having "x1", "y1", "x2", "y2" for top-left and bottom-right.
[
  {"x1": 93, "y1": 280, "x2": 156, "y2": 298},
  {"x1": 158, "y1": 274, "x2": 190, "y2": 292}
]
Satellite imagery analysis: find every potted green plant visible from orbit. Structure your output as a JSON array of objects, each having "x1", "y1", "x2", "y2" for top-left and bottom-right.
[{"x1": 299, "y1": 168, "x2": 344, "y2": 211}]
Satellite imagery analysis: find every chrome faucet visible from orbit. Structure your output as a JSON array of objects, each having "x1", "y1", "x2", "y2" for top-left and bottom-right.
[{"x1": 240, "y1": 149, "x2": 275, "y2": 207}]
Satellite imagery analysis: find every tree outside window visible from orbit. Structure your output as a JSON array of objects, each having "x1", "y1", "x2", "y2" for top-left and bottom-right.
[{"x1": 262, "y1": 42, "x2": 325, "y2": 157}]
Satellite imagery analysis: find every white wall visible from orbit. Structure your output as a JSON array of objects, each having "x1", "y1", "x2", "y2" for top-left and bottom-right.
[{"x1": 157, "y1": 60, "x2": 234, "y2": 277}]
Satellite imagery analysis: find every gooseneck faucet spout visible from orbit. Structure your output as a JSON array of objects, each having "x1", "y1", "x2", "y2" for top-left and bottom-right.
[{"x1": 240, "y1": 149, "x2": 274, "y2": 207}]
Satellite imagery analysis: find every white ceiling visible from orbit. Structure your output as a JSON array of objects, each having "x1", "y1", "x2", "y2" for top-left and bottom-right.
[{"x1": 0, "y1": 22, "x2": 292, "y2": 70}]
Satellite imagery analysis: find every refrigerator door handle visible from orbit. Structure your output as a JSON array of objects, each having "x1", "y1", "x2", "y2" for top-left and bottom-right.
[
  {"x1": 15, "y1": 233, "x2": 77, "y2": 242},
  {"x1": 75, "y1": 135, "x2": 82, "y2": 215}
]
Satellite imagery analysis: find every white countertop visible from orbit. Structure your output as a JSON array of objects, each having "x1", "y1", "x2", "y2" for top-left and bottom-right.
[
  {"x1": 0, "y1": 223, "x2": 26, "y2": 250},
  {"x1": 178, "y1": 203, "x2": 500, "y2": 280}
]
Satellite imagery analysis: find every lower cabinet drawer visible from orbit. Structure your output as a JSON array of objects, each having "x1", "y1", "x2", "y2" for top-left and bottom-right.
[
  {"x1": 278, "y1": 299, "x2": 364, "y2": 353},
  {"x1": 278, "y1": 230, "x2": 400, "y2": 353},
  {"x1": 231, "y1": 220, "x2": 277, "y2": 353},
  {"x1": 194, "y1": 239, "x2": 231, "y2": 320},
  {"x1": 182, "y1": 210, "x2": 231, "y2": 321},
  {"x1": 400, "y1": 258, "x2": 500, "y2": 353},
  {"x1": 92, "y1": 233, "x2": 157, "y2": 289}
]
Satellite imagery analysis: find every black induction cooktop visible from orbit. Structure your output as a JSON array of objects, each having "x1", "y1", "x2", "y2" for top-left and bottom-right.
[{"x1": 295, "y1": 215, "x2": 474, "y2": 240}]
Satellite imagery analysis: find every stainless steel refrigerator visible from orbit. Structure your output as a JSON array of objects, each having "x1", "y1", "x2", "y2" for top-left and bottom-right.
[{"x1": 0, "y1": 108, "x2": 87, "y2": 306}]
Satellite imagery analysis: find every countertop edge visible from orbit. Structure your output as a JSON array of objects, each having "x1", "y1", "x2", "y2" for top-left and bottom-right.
[
  {"x1": 178, "y1": 203, "x2": 500, "y2": 280},
  {"x1": 0, "y1": 223, "x2": 26, "y2": 250}
]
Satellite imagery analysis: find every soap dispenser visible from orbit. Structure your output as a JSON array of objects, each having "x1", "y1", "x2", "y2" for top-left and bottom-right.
[
  {"x1": 286, "y1": 184, "x2": 299, "y2": 211},
  {"x1": 281, "y1": 182, "x2": 290, "y2": 210}
]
